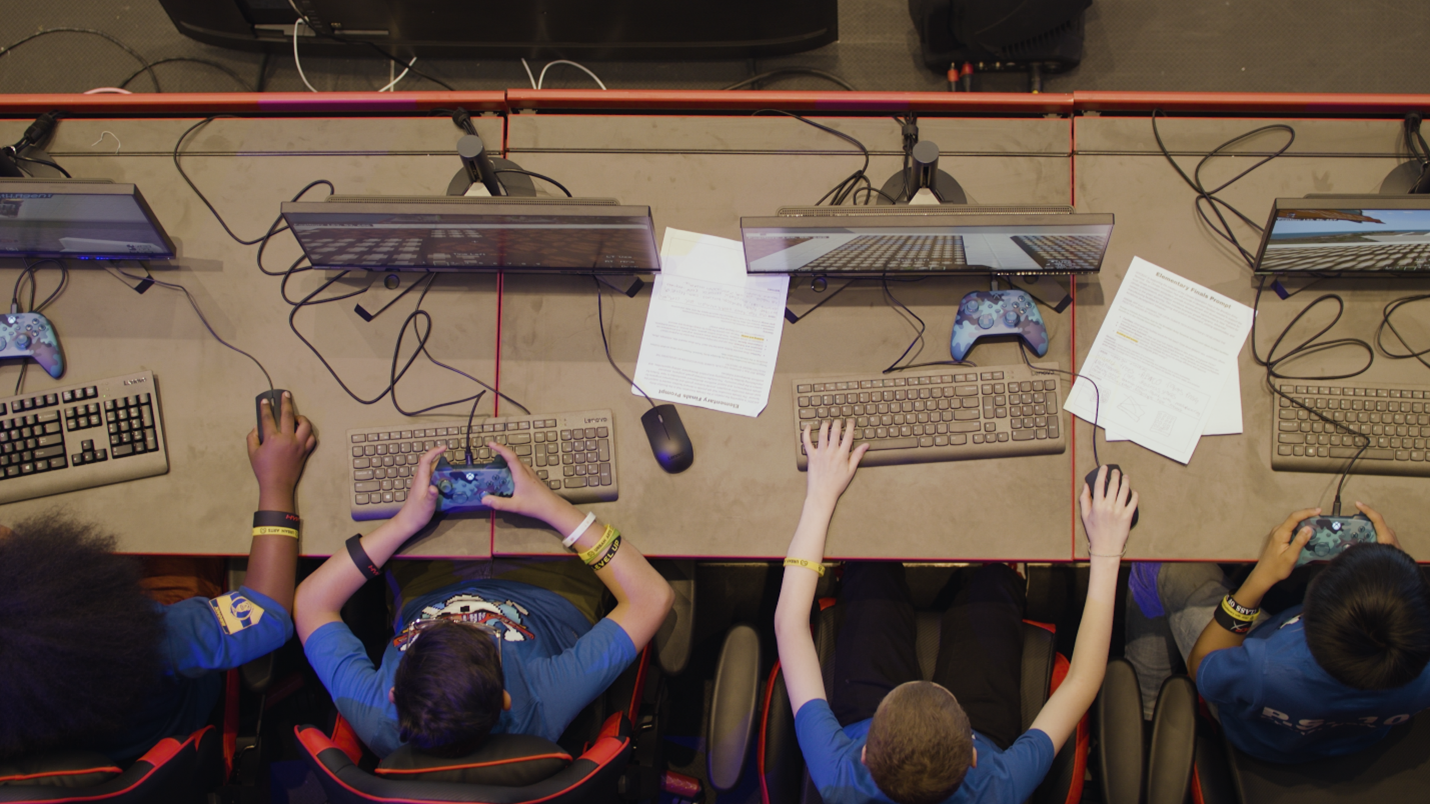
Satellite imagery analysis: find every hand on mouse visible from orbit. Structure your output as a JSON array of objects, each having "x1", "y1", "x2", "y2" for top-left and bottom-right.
[
  {"x1": 1078, "y1": 465, "x2": 1137, "y2": 558},
  {"x1": 481, "y1": 441, "x2": 571, "y2": 526},
  {"x1": 389, "y1": 446, "x2": 446, "y2": 535},
  {"x1": 1355, "y1": 501, "x2": 1401, "y2": 550},
  {"x1": 247, "y1": 392, "x2": 316, "y2": 512},
  {"x1": 802, "y1": 420, "x2": 869, "y2": 512}
]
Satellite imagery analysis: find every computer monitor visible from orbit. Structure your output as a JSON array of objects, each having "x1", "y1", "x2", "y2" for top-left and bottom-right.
[
  {"x1": 739, "y1": 206, "x2": 1115, "y2": 276},
  {"x1": 1252, "y1": 196, "x2": 1430, "y2": 275},
  {"x1": 280, "y1": 196, "x2": 661, "y2": 273},
  {"x1": 0, "y1": 179, "x2": 176, "y2": 260}
]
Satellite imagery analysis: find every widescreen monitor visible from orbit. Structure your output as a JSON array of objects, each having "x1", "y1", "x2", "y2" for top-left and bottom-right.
[
  {"x1": 281, "y1": 197, "x2": 660, "y2": 273},
  {"x1": 0, "y1": 179, "x2": 176, "y2": 260},
  {"x1": 1253, "y1": 196, "x2": 1430, "y2": 275},
  {"x1": 740, "y1": 207, "x2": 1115, "y2": 276}
]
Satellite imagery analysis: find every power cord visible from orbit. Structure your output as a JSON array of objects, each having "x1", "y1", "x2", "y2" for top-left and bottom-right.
[
  {"x1": 1377, "y1": 293, "x2": 1430, "y2": 372},
  {"x1": 118, "y1": 58, "x2": 252, "y2": 92},
  {"x1": 722, "y1": 69, "x2": 855, "y2": 91},
  {"x1": 0, "y1": 28, "x2": 159, "y2": 92},
  {"x1": 752, "y1": 110, "x2": 876, "y2": 206},
  {"x1": 593, "y1": 276, "x2": 655, "y2": 408},
  {"x1": 492, "y1": 169, "x2": 572, "y2": 197}
]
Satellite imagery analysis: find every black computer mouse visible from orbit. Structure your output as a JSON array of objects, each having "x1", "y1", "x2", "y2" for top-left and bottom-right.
[
  {"x1": 255, "y1": 389, "x2": 289, "y2": 444},
  {"x1": 1085, "y1": 463, "x2": 1138, "y2": 529},
  {"x1": 642, "y1": 404, "x2": 693, "y2": 473}
]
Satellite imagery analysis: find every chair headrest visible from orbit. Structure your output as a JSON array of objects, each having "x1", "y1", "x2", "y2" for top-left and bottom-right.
[
  {"x1": 375, "y1": 734, "x2": 571, "y2": 786},
  {"x1": 0, "y1": 752, "x2": 122, "y2": 788}
]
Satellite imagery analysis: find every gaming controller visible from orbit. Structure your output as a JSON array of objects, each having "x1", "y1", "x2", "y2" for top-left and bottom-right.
[
  {"x1": 0, "y1": 311, "x2": 64, "y2": 378},
  {"x1": 1296, "y1": 514, "x2": 1377, "y2": 566},
  {"x1": 430, "y1": 454, "x2": 515, "y2": 514},
  {"x1": 950, "y1": 290, "x2": 1048, "y2": 362}
]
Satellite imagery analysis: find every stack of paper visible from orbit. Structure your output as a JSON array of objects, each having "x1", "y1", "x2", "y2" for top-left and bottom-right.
[
  {"x1": 1064, "y1": 257, "x2": 1254, "y2": 464},
  {"x1": 630, "y1": 229, "x2": 790, "y2": 418}
]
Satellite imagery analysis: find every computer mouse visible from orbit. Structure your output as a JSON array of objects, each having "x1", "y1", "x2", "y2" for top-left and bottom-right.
[
  {"x1": 1085, "y1": 463, "x2": 1138, "y2": 529},
  {"x1": 255, "y1": 389, "x2": 289, "y2": 444},
  {"x1": 642, "y1": 404, "x2": 693, "y2": 473}
]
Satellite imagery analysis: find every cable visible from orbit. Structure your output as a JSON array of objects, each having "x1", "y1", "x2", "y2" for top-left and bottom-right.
[
  {"x1": 118, "y1": 58, "x2": 252, "y2": 92},
  {"x1": 106, "y1": 265, "x2": 274, "y2": 394},
  {"x1": 353, "y1": 42, "x2": 454, "y2": 90},
  {"x1": 537, "y1": 60, "x2": 606, "y2": 90},
  {"x1": 722, "y1": 69, "x2": 855, "y2": 92},
  {"x1": 593, "y1": 276, "x2": 654, "y2": 408},
  {"x1": 784, "y1": 277, "x2": 854, "y2": 324},
  {"x1": 492, "y1": 168, "x2": 572, "y2": 197},
  {"x1": 1019, "y1": 342, "x2": 1101, "y2": 468},
  {"x1": 752, "y1": 110, "x2": 872, "y2": 206},
  {"x1": 462, "y1": 390, "x2": 487, "y2": 464},
  {"x1": 879, "y1": 277, "x2": 930, "y2": 373},
  {"x1": 378, "y1": 56, "x2": 415, "y2": 92},
  {"x1": 7, "y1": 153, "x2": 70, "y2": 178},
  {"x1": 292, "y1": 20, "x2": 319, "y2": 92},
  {"x1": 521, "y1": 58, "x2": 537, "y2": 90},
  {"x1": 0, "y1": 28, "x2": 159, "y2": 93},
  {"x1": 1377, "y1": 293, "x2": 1430, "y2": 372}
]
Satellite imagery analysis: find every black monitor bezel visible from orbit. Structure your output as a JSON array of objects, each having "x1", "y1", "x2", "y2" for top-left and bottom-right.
[
  {"x1": 0, "y1": 179, "x2": 177, "y2": 260},
  {"x1": 1252, "y1": 195, "x2": 1430, "y2": 276}
]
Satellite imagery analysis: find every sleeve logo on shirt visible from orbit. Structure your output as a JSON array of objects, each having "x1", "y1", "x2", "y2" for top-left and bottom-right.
[
  {"x1": 208, "y1": 592, "x2": 265, "y2": 635},
  {"x1": 393, "y1": 593, "x2": 534, "y2": 652}
]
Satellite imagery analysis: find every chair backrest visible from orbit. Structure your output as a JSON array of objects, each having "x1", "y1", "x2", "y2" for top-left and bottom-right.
[
  {"x1": 0, "y1": 726, "x2": 219, "y2": 804},
  {"x1": 296, "y1": 712, "x2": 633, "y2": 804}
]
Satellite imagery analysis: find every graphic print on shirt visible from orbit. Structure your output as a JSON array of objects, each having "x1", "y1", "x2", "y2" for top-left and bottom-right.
[
  {"x1": 391, "y1": 593, "x2": 536, "y2": 652},
  {"x1": 208, "y1": 592, "x2": 265, "y2": 635}
]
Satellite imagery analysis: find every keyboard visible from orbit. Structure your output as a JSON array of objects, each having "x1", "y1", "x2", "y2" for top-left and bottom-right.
[
  {"x1": 790, "y1": 365, "x2": 1065, "y2": 469},
  {"x1": 1259, "y1": 243, "x2": 1430, "y2": 274},
  {"x1": 1271, "y1": 381, "x2": 1430, "y2": 477},
  {"x1": 348, "y1": 409, "x2": 619, "y2": 521},
  {"x1": 0, "y1": 371, "x2": 168, "y2": 504},
  {"x1": 803, "y1": 234, "x2": 967, "y2": 272},
  {"x1": 1012, "y1": 235, "x2": 1108, "y2": 272}
]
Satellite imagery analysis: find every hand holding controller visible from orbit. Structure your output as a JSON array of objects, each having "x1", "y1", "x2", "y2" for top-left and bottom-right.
[
  {"x1": 0, "y1": 311, "x2": 64, "y2": 378},
  {"x1": 430, "y1": 453, "x2": 516, "y2": 514},
  {"x1": 950, "y1": 290, "x2": 1048, "y2": 362},
  {"x1": 1295, "y1": 514, "x2": 1377, "y2": 566}
]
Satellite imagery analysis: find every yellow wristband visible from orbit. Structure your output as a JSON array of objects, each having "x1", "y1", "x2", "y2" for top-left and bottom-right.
[
  {"x1": 783, "y1": 557, "x2": 825, "y2": 577},
  {"x1": 589, "y1": 535, "x2": 622, "y2": 571},
  {"x1": 1220, "y1": 596, "x2": 1257, "y2": 622},
  {"x1": 253, "y1": 526, "x2": 299, "y2": 539},
  {"x1": 578, "y1": 525, "x2": 619, "y2": 565}
]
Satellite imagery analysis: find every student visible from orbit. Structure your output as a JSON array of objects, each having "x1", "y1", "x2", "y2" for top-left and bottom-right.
[
  {"x1": 774, "y1": 421, "x2": 1135, "y2": 804},
  {"x1": 1130, "y1": 504, "x2": 1430, "y2": 763},
  {"x1": 0, "y1": 393, "x2": 315, "y2": 761},
  {"x1": 296, "y1": 442, "x2": 674, "y2": 759}
]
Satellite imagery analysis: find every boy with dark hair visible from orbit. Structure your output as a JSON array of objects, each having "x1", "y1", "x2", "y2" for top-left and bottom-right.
[
  {"x1": 0, "y1": 393, "x2": 316, "y2": 761},
  {"x1": 295, "y1": 442, "x2": 674, "y2": 758},
  {"x1": 775, "y1": 421, "x2": 1136, "y2": 804},
  {"x1": 1169, "y1": 504, "x2": 1430, "y2": 762}
]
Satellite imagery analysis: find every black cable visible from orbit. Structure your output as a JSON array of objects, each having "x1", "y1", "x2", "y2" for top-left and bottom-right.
[
  {"x1": 118, "y1": 58, "x2": 253, "y2": 92},
  {"x1": 879, "y1": 276, "x2": 935, "y2": 374},
  {"x1": 723, "y1": 69, "x2": 856, "y2": 92},
  {"x1": 8, "y1": 152, "x2": 70, "y2": 178},
  {"x1": 351, "y1": 41, "x2": 455, "y2": 91},
  {"x1": 493, "y1": 168, "x2": 572, "y2": 197},
  {"x1": 593, "y1": 276, "x2": 654, "y2": 408},
  {"x1": 463, "y1": 390, "x2": 487, "y2": 464},
  {"x1": 785, "y1": 277, "x2": 854, "y2": 324},
  {"x1": 1377, "y1": 293, "x2": 1430, "y2": 372},
  {"x1": 13, "y1": 258, "x2": 69, "y2": 314},
  {"x1": 1019, "y1": 342, "x2": 1100, "y2": 468},
  {"x1": 253, "y1": 180, "x2": 337, "y2": 275},
  {"x1": 753, "y1": 109, "x2": 872, "y2": 206},
  {"x1": 0, "y1": 28, "x2": 159, "y2": 92}
]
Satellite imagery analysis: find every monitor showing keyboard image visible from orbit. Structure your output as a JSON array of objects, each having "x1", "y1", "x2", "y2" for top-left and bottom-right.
[
  {"x1": 741, "y1": 210, "x2": 1114, "y2": 276},
  {"x1": 790, "y1": 364, "x2": 1065, "y2": 469},
  {"x1": 0, "y1": 371, "x2": 168, "y2": 504},
  {"x1": 1271, "y1": 381, "x2": 1430, "y2": 477},
  {"x1": 348, "y1": 409, "x2": 618, "y2": 521},
  {"x1": 1254, "y1": 196, "x2": 1430, "y2": 275}
]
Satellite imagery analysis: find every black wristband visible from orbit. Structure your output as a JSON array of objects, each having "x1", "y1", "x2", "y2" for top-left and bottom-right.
[
  {"x1": 346, "y1": 534, "x2": 382, "y2": 579},
  {"x1": 253, "y1": 511, "x2": 301, "y2": 529},
  {"x1": 1213, "y1": 603, "x2": 1253, "y2": 635}
]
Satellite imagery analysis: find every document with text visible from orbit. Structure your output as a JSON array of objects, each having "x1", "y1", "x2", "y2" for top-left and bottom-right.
[
  {"x1": 632, "y1": 230, "x2": 789, "y2": 417},
  {"x1": 1066, "y1": 257, "x2": 1253, "y2": 463}
]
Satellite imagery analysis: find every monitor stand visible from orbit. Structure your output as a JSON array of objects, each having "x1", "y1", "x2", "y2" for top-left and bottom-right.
[
  {"x1": 876, "y1": 140, "x2": 967, "y2": 205},
  {"x1": 1379, "y1": 160, "x2": 1430, "y2": 195},
  {"x1": 445, "y1": 134, "x2": 538, "y2": 198}
]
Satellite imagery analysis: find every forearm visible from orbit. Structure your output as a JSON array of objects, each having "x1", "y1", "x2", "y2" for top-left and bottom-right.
[
  {"x1": 1063, "y1": 555, "x2": 1118, "y2": 693},
  {"x1": 243, "y1": 534, "x2": 299, "y2": 613},
  {"x1": 775, "y1": 499, "x2": 834, "y2": 632},
  {"x1": 1188, "y1": 568, "x2": 1273, "y2": 677},
  {"x1": 295, "y1": 518, "x2": 422, "y2": 640}
]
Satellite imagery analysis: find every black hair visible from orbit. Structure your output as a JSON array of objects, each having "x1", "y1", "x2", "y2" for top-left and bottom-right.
[
  {"x1": 1304, "y1": 542, "x2": 1430, "y2": 691},
  {"x1": 393, "y1": 619, "x2": 505, "y2": 757},
  {"x1": 0, "y1": 514, "x2": 165, "y2": 758}
]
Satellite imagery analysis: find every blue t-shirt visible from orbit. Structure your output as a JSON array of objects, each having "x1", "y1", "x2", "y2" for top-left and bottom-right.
[
  {"x1": 1198, "y1": 604, "x2": 1430, "y2": 763},
  {"x1": 794, "y1": 699, "x2": 1055, "y2": 804},
  {"x1": 304, "y1": 579, "x2": 637, "y2": 759},
  {"x1": 95, "y1": 587, "x2": 294, "y2": 762}
]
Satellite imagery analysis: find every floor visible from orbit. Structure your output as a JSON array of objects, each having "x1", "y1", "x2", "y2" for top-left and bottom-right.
[{"x1": 1, "y1": 0, "x2": 1428, "y2": 95}]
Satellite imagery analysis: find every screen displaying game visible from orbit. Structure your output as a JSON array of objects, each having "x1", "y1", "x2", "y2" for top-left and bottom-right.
[
  {"x1": 0, "y1": 181, "x2": 175, "y2": 259},
  {"x1": 283, "y1": 202, "x2": 660, "y2": 273},
  {"x1": 1256, "y1": 205, "x2": 1430, "y2": 274},
  {"x1": 740, "y1": 216, "x2": 1114, "y2": 275}
]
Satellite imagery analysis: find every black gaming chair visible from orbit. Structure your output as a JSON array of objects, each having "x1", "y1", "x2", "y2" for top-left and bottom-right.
[
  {"x1": 0, "y1": 726, "x2": 222, "y2": 804},
  {"x1": 711, "y1": 598, "x2": 1088, "y2": 804},
  {"x1": 1093, "y1": 659, "x2": 1197, "y2": 804}
]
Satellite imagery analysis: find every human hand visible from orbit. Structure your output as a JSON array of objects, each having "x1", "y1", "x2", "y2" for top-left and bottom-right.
[
  {"x1": 1355, "y1": 501, "x2": 1401, "y2": 549},
  {"x1": 1247, "y1": 508, "x2": 1319, "y2": 589},
  {"x1": 390, "y1": 446, "x2": 446, "y2": 534},
  {"x1": 480, "y1": 441, "x2": 571, "y2": 525},
  {"x1": 1078, "y1": 465, "x2": 1137, "y2": 558},
  {"x1": 247, "y1": 392, "x2": 317, "y2": 510},
  {"x1": 803, "y1": 420, "x2": 869, "y2": 511}
]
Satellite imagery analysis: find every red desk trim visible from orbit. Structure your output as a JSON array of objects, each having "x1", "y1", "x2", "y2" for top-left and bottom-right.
[{"x1": 0, "y1": 90, "x2": 506, "y2": 115}]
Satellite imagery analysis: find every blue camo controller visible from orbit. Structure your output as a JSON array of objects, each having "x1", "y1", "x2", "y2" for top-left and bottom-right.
[
  {"x1": 950, "y1": 290, "x2": 1048, "y2": 362},
  {"x1": 430, "y1": 454, "x2": 515, "y2": 513},
  {"x1": 1296, "y1": 514, "x2": 1377, "y2": 566}
]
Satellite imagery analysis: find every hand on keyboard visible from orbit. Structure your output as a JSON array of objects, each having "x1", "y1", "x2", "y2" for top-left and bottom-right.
[
  {"x1": 803, "y1": 420, "x2": 869, "y2": 511},
  {"x1": 391, "y1": 446, "x2": 445, "y2": 534},
  {"x1": 480, "y1": 441, "x2": 569, "y2": 524},
  {"x1": 247, "y1": 392, "x2": 317, "y2": 511}
]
